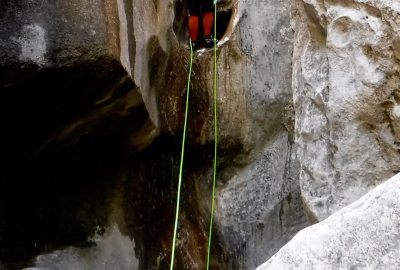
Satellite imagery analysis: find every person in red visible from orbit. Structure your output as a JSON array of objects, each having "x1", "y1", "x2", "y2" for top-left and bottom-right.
[{"x1": 188, "y1": 0, "x2": 216, "y2": 50}]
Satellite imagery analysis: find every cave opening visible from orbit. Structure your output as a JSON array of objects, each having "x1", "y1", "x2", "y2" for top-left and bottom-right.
[{"x1": 173, "y1": 0, "x2": 234, "y2": 46}]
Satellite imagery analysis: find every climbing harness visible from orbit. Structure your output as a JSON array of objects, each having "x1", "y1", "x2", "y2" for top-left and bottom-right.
[{"x1": 170, "y1": 2, "x2": 218, "y2": 269}]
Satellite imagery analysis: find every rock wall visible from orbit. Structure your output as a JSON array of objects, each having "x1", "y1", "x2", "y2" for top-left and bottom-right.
[
  {"x1": 216, "y1": 1, "x2": 309, "y2": 268},
  {"x1": 292, "y1": 0, "x2": 400, "y2": 221},
  {"x1": 0, "y1": 0, "x2": 121, "y2": 66},
  {"x1": 121, "y1": 0, "x2": 310, "y2": 268}
]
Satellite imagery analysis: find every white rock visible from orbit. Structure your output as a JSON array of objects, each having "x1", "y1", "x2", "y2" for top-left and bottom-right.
[
  {"x1": 257, "y1": 173, "x2": 400, "y2": 270},
  {"x1": 292, "y1": 0, "x2": 400, "y2": 221},
  {"x1": 391, "y1": 105, "x2": 400, "y2": 120}
]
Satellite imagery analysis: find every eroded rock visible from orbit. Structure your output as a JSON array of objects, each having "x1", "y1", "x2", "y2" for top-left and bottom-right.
[{"x1": 292, "y1": 0, "x2": 400, "y2": 221}]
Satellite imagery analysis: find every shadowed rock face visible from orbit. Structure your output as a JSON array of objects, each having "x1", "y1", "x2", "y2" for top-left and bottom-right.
[
  {"x1": 0, "y1": 56, "x2": 152, "y2": 270},
  {"x1": 0, "y1": 1, "x2": 151, "y2": 269}
]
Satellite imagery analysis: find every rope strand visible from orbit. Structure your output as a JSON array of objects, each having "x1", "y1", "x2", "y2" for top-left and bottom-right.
[
  {"x1": 169, "y1": 40, "x2": 194, "y2": 270},
  {"x1": 206, "y1": 2, "x2": 218, "y2": 269},
  {"x1": 169, "y1": 5, "x2": 218, "y2": 267}
]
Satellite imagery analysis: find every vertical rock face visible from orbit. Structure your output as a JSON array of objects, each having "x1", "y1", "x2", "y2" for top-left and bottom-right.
[
  {"x1": 215, "y1": 1, "x2": 309, "y2": 268},
  {"x1": 123, "y1": 0, "x2": 310, "y2": 268},
  {"x1": 292, "y1": 0, "x2": 400, "y2": 221},
  {"x1": 1, "y1": 0, "x2": 308, "y2": 269}
]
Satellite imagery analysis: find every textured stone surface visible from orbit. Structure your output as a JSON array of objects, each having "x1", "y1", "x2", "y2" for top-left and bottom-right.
[
  {"x1": 23, "y1": 226, "x2": 138, "y2": 270},
  {"x1": 0, "y1": 0, "x2": 121, "y2": 66},
  {"x1": 257, "y1": 173, "x2": 400, "y2": 270},
  {"x1": 214, "y1": 1, "x2": 309, "y2": 268},
  {"x1": 218, "y1": 133, "x2": 307, "y2": 269},
  {"x1": 126, "y1": 0, "x2": 309, "y2": 268},
  {"x1": 292, "y1": 0, "x2": 400, "y2": 221}
]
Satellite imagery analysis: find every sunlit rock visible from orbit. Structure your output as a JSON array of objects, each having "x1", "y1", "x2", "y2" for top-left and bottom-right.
[{"x1": 257, "y1": 173, "x2": 400, "y2": 270}]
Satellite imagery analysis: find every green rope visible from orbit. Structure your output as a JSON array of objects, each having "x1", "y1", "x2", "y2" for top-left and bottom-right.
[
  {"x1": 206, "y1": 2, "x2": 218, "y2": 269},
  {"x1": 169, "y1": 40, "x2": 194, "y2": 270},
  {"x1": 170, "y1": 5, "x2": 218, "y2": 268}
]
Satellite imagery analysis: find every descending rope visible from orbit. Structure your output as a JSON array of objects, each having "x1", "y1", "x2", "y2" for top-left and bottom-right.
[
  {"x1": 206, "y1": 2, "x2": 218, "y2": 269},
  {"x1": 170, "y1": 40, "x2": 194, "y2": 270},
  {"x1": 170, "y1": 4, "x2": 218, "y2": 268}
]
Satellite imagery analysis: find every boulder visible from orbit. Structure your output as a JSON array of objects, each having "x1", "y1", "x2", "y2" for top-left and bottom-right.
[{"x1": 257, "y1": 173, "x2": 400, "y2": 270}]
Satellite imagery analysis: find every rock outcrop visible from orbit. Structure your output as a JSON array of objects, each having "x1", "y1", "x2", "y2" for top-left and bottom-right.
[
  {"x1": 257, "y1": 172, "x2": 400, "y2": 270},
  {"x1": 214, "y1": 0, "x2": 309, "y2": 268},
  {"x1": 292, "y1": 0, "x2": 400, "y2": 221}
]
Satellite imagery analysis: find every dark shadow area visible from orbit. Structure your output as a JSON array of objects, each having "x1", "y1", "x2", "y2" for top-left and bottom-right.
[
  {"x1": 0, "y1": 58, "x2": 148, "y2": 270},
  {"x1": 216, "y1": 9, "x2": 233, "y2": 40},
  {"x1": 0, "y1": 54, "x2": 228, "y2": 269},
  {"x1": 125, "y1": 134, "x2": 229, "y2": 270}
]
